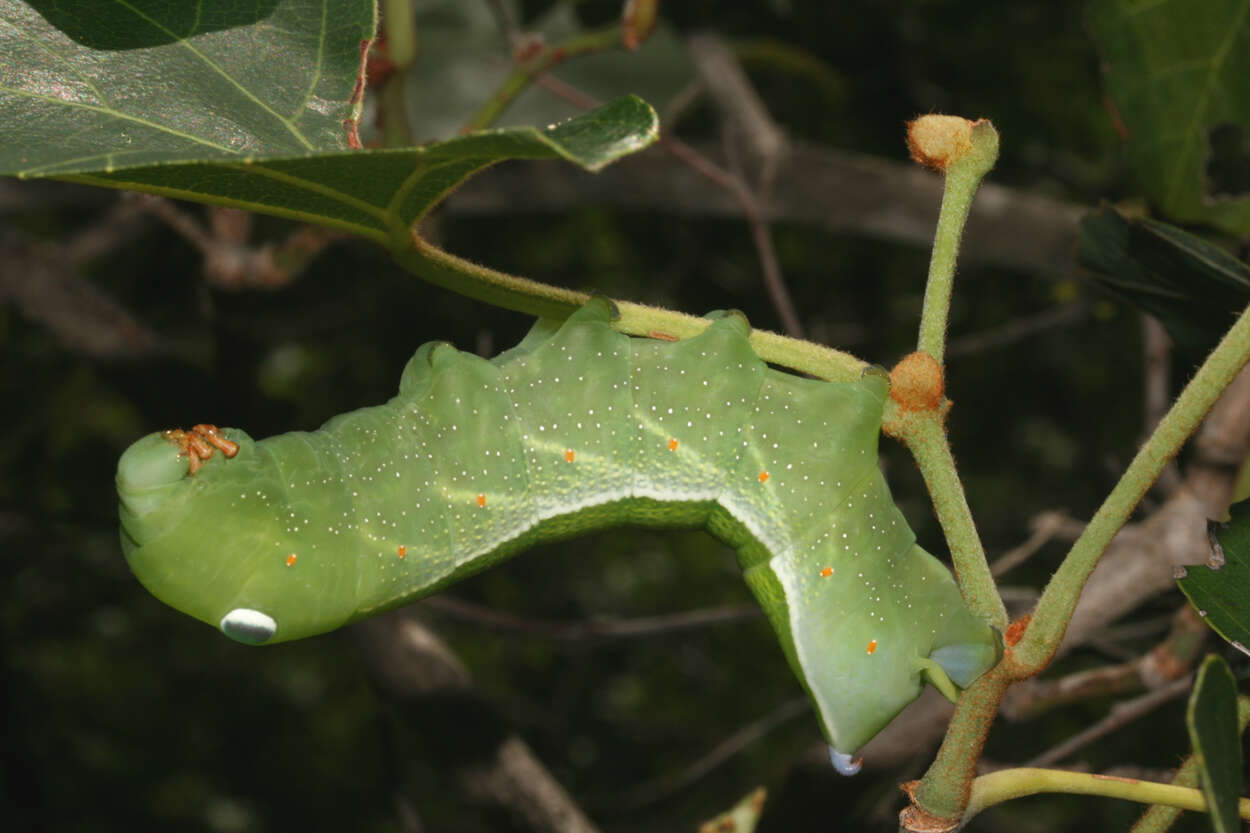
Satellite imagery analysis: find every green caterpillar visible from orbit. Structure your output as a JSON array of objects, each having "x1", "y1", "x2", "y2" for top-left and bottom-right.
[{"x1": 116, "y1": 298, "x2": 999, "y2": 771}]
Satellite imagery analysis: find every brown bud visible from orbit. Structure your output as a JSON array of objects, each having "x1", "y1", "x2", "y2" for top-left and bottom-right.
[
  {"x1": 906, "y1": 115, "x2": 979, "y2": 172},
  {"x1": 889, "y1": 351, "x2": 944, "y2": 412}
]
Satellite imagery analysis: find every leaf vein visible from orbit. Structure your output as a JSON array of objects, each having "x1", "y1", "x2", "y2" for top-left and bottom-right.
[
  {"x1": 109, "y1": 0, "x2": 317, "y2": 150},
  {"x1": 220, "y1": 161, "x2": 389, "y2": 221},
  {"x1": 1163, "y1": 0, "x2": 1250, "y2": 206}
]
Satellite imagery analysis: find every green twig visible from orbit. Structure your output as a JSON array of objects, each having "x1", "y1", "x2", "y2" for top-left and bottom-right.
[
  {"x1": 964, "y1": 767, "x2": 1250, "y2": 823},
  {"x1": 382, "y1": 0, "x2": 417, "y2": 67},
  {"x1": 393, "y1": 234, "x2": 866, "y2": 382},
  {"x1": 885, "y1": 117, "x2": 1006, "y2": 629},
  {"x1": 1012, "y1": 300, "x2": 1250, "y2": 673},
  {"x1": 907, "y1": 664, "x2": 1011, "y2": 822},
  {"x1": 462, "y1": 26, "x2": 626, "y2": 133},
  {"x1": 886, "y1": 403, "x2": 1007, "y2": 629},
  {"x1": 916, "y1": 120, "x2": 998, "y2": 362},
  {"x1": 378, "y1": 0, "x2": 418, "y2": 146},
  {"x1": 379, "y1": 79, "x2": 413, "y2": 147}
]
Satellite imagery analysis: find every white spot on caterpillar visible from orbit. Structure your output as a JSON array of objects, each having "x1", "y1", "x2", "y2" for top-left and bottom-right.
[
  {"x1": 220, "y1": 609, "x2": 276, "y2": 645},
  {"x1": 829, "y1": 748, "x2": 862, "y2": 776}
]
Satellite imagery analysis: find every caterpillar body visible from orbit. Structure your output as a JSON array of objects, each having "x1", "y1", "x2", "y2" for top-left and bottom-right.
[{"x1": 116, "y1": 298, "x2": 999, "y2": 762}]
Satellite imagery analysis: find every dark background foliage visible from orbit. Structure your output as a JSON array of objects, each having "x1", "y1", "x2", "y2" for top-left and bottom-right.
[{"x1": 2, "y1": 1, "x2": 1245, "y2": 831}]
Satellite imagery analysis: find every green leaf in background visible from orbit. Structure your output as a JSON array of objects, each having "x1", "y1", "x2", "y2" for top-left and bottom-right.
[
  {"x1": 1089, "y1": 0, "x2": 1250, "y2": 234},
  {"x1": 1178, "y1": 499, "x2": 1250, "y2": 658},
  {"x1": 697, "y1": 787, "x2": 767, "y2": 833},
  {"x1": 406, "y1": 0, "x2": 693, "y2": 140},
  {"x1": 1185, "y1": 655, "x2": 1242, "y2": 833},
  {"x1": 1077, "y1": 205, "x2": 1250, "y2": 359},
  {"x1": 0, "y1": 0, "x2": 378, "y2": 173}
]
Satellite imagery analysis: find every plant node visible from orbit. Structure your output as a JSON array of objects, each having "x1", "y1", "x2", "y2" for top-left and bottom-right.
[
  {"x1": 1004, "y1": 614, "x2": 1031, "y2": 647},
  {"x1": 890, "y1": 351, "x2": 945, "y2": 412},
  {"x1": 899, "y1": 781, "x2": 961, "y2": 833}
]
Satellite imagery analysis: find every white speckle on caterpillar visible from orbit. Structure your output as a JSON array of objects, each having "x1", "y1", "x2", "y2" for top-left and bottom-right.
[
  {"x1": 220, "y1": 609, "x2": 277, "y2": 645},
  {"x1": 829, "y1": 748, "x2": 862, "y2": 776}
]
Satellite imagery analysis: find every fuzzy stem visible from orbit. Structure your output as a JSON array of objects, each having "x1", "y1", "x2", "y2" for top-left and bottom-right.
[
  {"x1": 964, "y1": 767, "x2": 1250, "y2": 822},
  {"x1": 1012, "y1": 301, "x2": 1250, "y2": 672},
  {"x1": 888, "y1": 118, "x2": 1006, "y2": 627},
  {"x1": 393, "y1": 234, "x2": 866, "y2": 382},
  {"x1": 907, "y1": 664, "x2": 1011, "y2": 822},
  {"x1": 885, "y1": 403, "x2": 1007, "y2": 629},
  {"x1": 916, "y1": 121, "x2": 998, "y2": 362}
]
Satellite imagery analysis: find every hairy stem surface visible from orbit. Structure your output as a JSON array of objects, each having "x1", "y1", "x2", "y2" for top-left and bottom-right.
[{"x1": 1014, "y1": 301, "x2": 1250, "y2": 672}]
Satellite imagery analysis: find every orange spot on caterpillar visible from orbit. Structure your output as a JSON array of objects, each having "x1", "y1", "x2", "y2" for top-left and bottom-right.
[
  {"x1": 667, "y1": 438, "x2": 679, "y2": 451},
  {"x1": 564, "y1": 449, "x2": 575, "y2": 462},
  {"x1": 397, "y1": 546, "x2": 407, "y2": 559},
  {"x1": 285, "y1": 554, "x2": 297, "y2": 567},
  {"x1": 820, "y1": 566, "x2": 834, "y2": 578},
  {"x1": 758, "y1": 471, "x2": 770, "y2": 483},
  {"x1": 476, "y1": 493, "x2": 487, "y2": 508},
  {"x1": 648, "y1": 330, "x2": 679, "y2": 342},
  {"x1": 866, "y1": 639, "x2": 878, "y2": 655}
]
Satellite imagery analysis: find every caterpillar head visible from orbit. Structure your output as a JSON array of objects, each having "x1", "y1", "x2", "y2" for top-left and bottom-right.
[{"x1": 116, "y1": 429, "x2": 359, "y2": 645}]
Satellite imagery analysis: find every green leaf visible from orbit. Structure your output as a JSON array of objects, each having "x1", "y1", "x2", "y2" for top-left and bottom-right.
[
  {"x1": 0, "y1": 2, "x2": 659, "y2": 241},
  {"x1": 1078, "y1": 205, "x2": 1250, "y2": 359},
  {"x1": 0, "y1": 2, "x2": 660, "y2": 316},
  {"x1": 1185, "y1": 655, "x2": 1242, "y2": 833},
  {"x1": 0, "y1": 0, "x2": 378, "y2": 173},
  {"x1": 45, "y1": 96, "x2": 657, "y2": 246},
  {"x1": 1178, "y1": 499, "x2": 1250, "y2": 657},
  {"x1": 1089, "y1": 0, "x2": 1250, "y2": 234}
]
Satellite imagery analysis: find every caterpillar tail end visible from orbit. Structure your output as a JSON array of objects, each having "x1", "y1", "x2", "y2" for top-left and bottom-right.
[{"x1": 829, "y1": 747, "x2": 863, "y2": 776}]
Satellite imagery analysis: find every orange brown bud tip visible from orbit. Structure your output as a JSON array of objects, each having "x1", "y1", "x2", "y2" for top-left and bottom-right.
[
  {"x1": 889, "y1": 351, "x2": 944, "y2": 412},
  {"x1": 1004, "y1": 614, "x2": 1031, "y2": 647},
  {"x1": 622, "y1": 0, "x2": 659, "y2": 50},
  {"x1": 906, "y1": 115, "x2": 983, "y2": 171}
]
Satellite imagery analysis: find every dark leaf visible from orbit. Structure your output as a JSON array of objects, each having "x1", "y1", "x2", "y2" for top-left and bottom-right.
[
  {"x1": 1089, "y1": 0, "x2": 1250, "y2": 233},
  {"x1": 1078, "y1": 206, "x2": 1250, "y2": 358},
  {"x1": 1186, "y1": 655, "x2": 1242, "y2": 833},
  {"x1": 1178, "y1": 498, "x2": 1250, "y2": 658}
]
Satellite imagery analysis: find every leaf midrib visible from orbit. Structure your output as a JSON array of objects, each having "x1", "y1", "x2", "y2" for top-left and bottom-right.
[
  {"x1": 110, "y1": 0, "x2": 323, "y2": 149},
  {"x1": 1160, "y1": 0, "x2": 1250, "y2": 206},
  {"x1": 1, "y1": 0, "x2": 333, "y2": 160}
]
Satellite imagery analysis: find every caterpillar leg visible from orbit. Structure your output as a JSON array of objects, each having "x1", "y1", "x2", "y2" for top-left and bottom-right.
[{"x1": 913, "y1": 657, "x2": 961, "y2": 704}]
